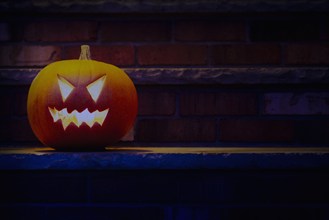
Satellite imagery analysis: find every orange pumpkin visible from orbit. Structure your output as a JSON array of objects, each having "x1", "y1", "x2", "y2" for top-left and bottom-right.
[{"x1": 27, "y1": 45, "x2": 137, "y2": 150}]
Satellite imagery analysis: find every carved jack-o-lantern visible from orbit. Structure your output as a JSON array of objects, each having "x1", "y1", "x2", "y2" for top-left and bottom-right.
[{"x1": 27, "y1": 45, "x2": 138, "y2": 150}]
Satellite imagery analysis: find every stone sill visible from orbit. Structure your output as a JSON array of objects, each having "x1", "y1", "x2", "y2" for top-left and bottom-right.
[
  {"x1": 0, "y1": 147, "x2": 328, "y2": 170},
  {"x1": 1, "y1": 67, "x2": 329, "y2": 85}
]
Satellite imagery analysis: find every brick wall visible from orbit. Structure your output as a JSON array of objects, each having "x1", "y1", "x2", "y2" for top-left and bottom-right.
[
  {"x1": 0, "y1": 11, "x2": 329, "y2": 147},
  {"x1": 1, "y1": 170, "x2": 329, "y2": 220},
  {"x1": 1, "y1": 2, "x2": 329, "y2": 220},
  {"x1": 1, "y1": 15, "x2": 329, "y2": 67}
]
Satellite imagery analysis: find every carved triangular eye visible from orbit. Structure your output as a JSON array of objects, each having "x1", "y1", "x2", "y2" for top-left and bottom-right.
[
  {"x1": 86, "y1": 75, "x2": 106, "y2": 102},
  {"x1": 58, "y1": 75, "x2": 75, "y2": 102}
]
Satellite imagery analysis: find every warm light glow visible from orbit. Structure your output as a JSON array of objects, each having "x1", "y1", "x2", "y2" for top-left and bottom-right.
[
  {"x1": 48, "y1": 107, "x2": 109, "y2": 130},
  {"x1": 87, "y1": 75, "x2": 106, "y2": 102},
  {"x1": 58, "y1": 75, "x2": 74, "y2": 102}
]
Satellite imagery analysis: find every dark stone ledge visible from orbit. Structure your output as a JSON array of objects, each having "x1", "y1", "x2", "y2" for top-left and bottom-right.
[
  {"x1": 1, "y1": 68, "x2": 329, "y2": 85},
  {"x1": 0, "y1": 147, "x2": 328, "y2": 170},
  {"x1": 0, "y1": 0, "x2": 328, "y2": 13}
]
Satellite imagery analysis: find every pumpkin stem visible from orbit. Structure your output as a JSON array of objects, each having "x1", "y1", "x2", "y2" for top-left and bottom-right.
[{"x1": 79, "y1": 45, "x2": 91, "y2": 60}]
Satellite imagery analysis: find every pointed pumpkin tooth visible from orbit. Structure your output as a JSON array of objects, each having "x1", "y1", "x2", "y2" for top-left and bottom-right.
[
  {"x1": 79, "y1": 109, "x2": 90, "y2": 127},
  {"x1": 86, "y1": 121, "x2": 94, "y2": 128},
  {"x1": 59, "y1": 108, "x2": 68, "y2": 119},
  {"x1": 48, "y1": 107, "x2": 59, "y2": 122},
  {"x1": 61, "y1": 117, "x2": 72, "y2": 130},
  {"x1": 95, "y1": 109, "x2": 109, "y2": 125},
  {"x1": 86, "y1": 111, "x2": 96, "y2": 128},
  {"x1": 49, "y1": 107, "x2": 110, "y2": 130},
  {"x1": 71, "y1": 110, "x2": 80, "y2": 127}
]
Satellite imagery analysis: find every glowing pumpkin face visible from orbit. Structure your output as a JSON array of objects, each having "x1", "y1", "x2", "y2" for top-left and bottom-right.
[
  {"x1": 27, "y1": 45, "x2": 137, "y2": 150},
  {"x1": 49, "y1": 74, "x2": 109, "y2": 130}
]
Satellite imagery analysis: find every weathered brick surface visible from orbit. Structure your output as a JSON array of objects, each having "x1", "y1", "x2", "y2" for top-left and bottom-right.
[
  {"x1": 100, "y1": 21, "x2": 171, "y2": 42},
  {"x1": 0, "y1": 45, "x2": 61, "y2": 66},
  {"x1": 250, "y1": 20, "x2": 321, "y2": 42},
  {"x1": 24, "y1": 22, "x2": 98, "y2": 42},
  {"x1": 285, "y1": 44, "x2": 329, "y2": 65},
  {"x1": 0, "y1": 172, "x2": 88, "y2": 203},
  {"x1": 64, "y1": 45, "x2": 135, "y2": 66},
  {"x1": 13, "y1": 118, "x2": 36, "y2": 141},
  {"x1": 0, "y1": 85, "x2": 30, "y2": 117},
  {"x1": 0, "y1": 118, "x2": 36, "y2": 142},
  {"x1": 201, "y1": 207, "x2": 329, "y2": 220},
  {"x1": 0, "y1": 87, "x2": 15, "y2": 116},
  {"x1": 1, "y1": 171, "x2": 329, "y2": 220},
  {"x1": 46, "y1": 206, "x2": 166, "y2": 220},
  {"x1": 0, "y1": 206, "x2": 45, "y2": 220},
  {"x1": 138, "y1": 92, "x2": 176, "y2": 115},
  {"x1": 321, "y1": 21, "x2": 329, "y2": 41},
  {"x1": 180, "y1": 92, "x2": 257, "y2": 115},
  {"x1": 212, "y1": 44, "x2": 281, "y2": 65},
  {"x1": 90, "y1": 171, "x2": 178, "y2": 203},
  {"x1": 137, "y1": 44, "x2": 207, "y2": 66},
  {"x1": 135, "y1": 119, "x2": 216, "y2": 142},
  {"x1": 0, "y1": 121, "x2": 10, "y2": 142},
  {"x1": 296, "y1": 120, "x2": 329, "y2": 144},
  {"x1": 14, "y1": 88, "x2": 29, "y2": 116},
  {"x1": 0, "y1": 23, "x2": 10, "y2": 41},
  {"x1": 0, "y1": 13, "x2": 328, "y2": 147},
  {"x1": 175, "y1": 20, "x2": 246, "y2": 42},
  {"x1": 219, "y1": 119, "x2": 294, "y2": 142},
  {"x1": 264, "y1": 93, "x2": 329, "y2": 115}
]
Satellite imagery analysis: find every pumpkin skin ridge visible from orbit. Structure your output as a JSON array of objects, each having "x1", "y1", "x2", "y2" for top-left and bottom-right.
[{"x1": 27, "y1": 55, "x2": 137, "y2": 150}]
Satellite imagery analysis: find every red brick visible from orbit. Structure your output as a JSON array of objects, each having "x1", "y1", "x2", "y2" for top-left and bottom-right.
[
  {"x1": 14, "y1": 87, "x2": 29, "y2": 116},
  {"x1": 219, "y1": 119, "x2": 294, "y2": 142},
  {"x1": 250, "y1": 20, "x2": 320, "y2": 42},
  {"x1": 0, "y1": 172, "x2": 87, "y2": 203},
  {"x1": 46, "y1": 207, "x2": 165, "y2": 219},
  {"x1": 0, "y1": 22, "x2": 24, "y2": 42},
  {"x1": 0, "y1": 45, "x2": 61, "y2": 67},
  {"x1": 138, "y1": 44, "x2": 207, "y2": 66},
  {"x1": 0, "y1": 120, "x2": 10, "y2": 141},
  {"x1": 0, "y1": 118, "x2": 36, "y2": 142},
  {"x1": 264, "y1": 93, "x2": 329, "y2": 115},
  {"x1": 65, "y1": 45, "x2": 135, "y2": 66},
  {"x1": 14, "y1": 118, "x2": 37, "y2": 142},
  {"x1": 180, "y1": 92, "x2": 257, "y2": 115},
  {"x1": 0, "y1": 207, "x2": 44, "y2": 220},
  {"x1": 138, "y1": 92, "x2": 176, "y2": 115},
  {"x1": 24, "y1": 21, "x2": 97, "y2": 42},
  {"x1": 0, "y1": 23, "x2": 10, "y2": 41},
  {"x1": 0, "y1": 86, "x2": 17, "y2": 117},
  {"x1": 321, "y1": 21, "x2": 329, "y2": 41},
  {"x1": 212, "y1": 44, "x2": 281, "y2": 65},
  {"x1": 0, "y1": 86, "x2": 29, "y2": 116},
  {"x1": 285, "y1": 43, "x2": 329, "y2": 65},
  {"x1": 0, "y1": 94, "x2": 14, "y2": 116},
  {"x1": 90, "y1": 172, "x2": 177, "y2": 203},
  {"x1": 135, "y1": 119, "x2": 216, "y2": 142},
  {"x1": 100, "y1": 21, "x2": 171, "y2": 42},
  {"x1": 296, "y1": 120, "x2": 329, "y2": 144},
  {"x1": 175, "y1": 20, "x2": 246, "y2": 42}
]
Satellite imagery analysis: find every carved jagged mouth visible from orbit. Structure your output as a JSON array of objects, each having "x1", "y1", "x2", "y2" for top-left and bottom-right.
[{"x1": 48, "y1": 107, "x2": 109, "y2": 130}]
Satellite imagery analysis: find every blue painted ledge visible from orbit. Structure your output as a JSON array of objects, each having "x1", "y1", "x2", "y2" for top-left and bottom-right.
[{"x1": 0, "y1": 147, "x2": 329, "y2": 170}]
